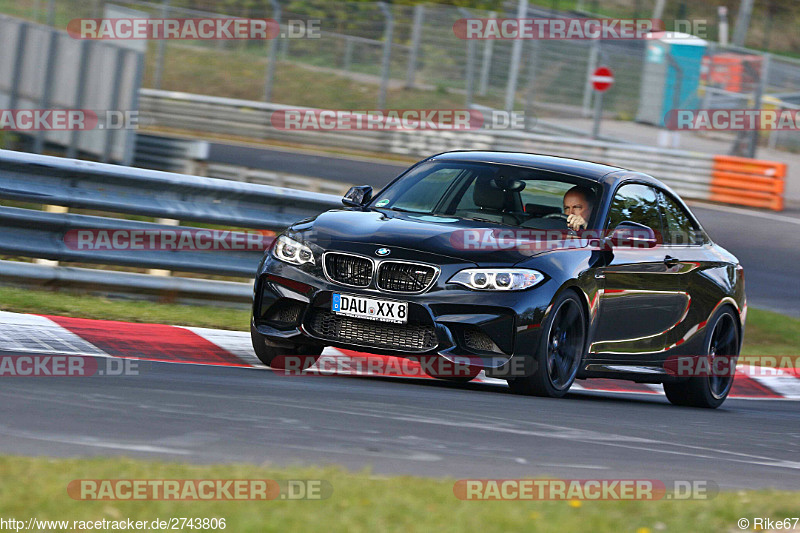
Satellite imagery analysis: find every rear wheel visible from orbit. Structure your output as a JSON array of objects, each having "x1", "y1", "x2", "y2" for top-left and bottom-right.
[
  {"x1": 664, "y1": 307, "x2": 740, "y2": 409},
  {"x1": 250, "y1": 324, "x2": 322, "y2": 370},
  {"x1": 507, "y1": 290, "x2": 586, "y2": 398}
]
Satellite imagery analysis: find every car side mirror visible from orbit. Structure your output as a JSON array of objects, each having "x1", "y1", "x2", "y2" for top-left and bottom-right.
[
  {"x1": 342, "y1": 185, "x2": 373, "y2": 208},
  {"x1": 607, "y1": 221, "x2": 658, "y2": 249}
]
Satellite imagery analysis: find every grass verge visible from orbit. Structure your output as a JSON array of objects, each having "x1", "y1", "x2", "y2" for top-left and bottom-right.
[
  {"x1": 741, "y1": 307, "x2": 800, "y2": 356},
  {"x1": 0, "y1": 455, "x2": 797, "y2": 533},
  {"x1": 0, "y1": 285, "x2": 249, "y2": 331}
]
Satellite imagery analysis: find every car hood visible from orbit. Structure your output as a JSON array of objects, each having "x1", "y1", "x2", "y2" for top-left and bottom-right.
[{"x1": 292, "y1": 208, "x2": 589, "y2": 264}]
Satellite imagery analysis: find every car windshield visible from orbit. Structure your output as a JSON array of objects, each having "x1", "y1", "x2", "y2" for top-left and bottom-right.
[{"x1": 370, "y1": 160, "x2": 601, "y2": 229}]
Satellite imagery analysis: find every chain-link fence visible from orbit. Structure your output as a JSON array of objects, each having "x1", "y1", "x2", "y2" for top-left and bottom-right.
[{"x1": 5, "y1": 0, "x2": 800, "y2": 152}]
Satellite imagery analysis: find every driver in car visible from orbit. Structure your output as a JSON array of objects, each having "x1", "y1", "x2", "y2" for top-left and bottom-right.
[{"x1": 563, "y1": 186, "x2": 595, "y2": 232}]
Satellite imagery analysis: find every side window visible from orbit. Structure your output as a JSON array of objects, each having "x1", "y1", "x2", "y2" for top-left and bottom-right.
[
  {"x1": 659, "y1": 192, "x2": 703, "y2": 245},
  {"x1": 606, "y1": 184, "x2": 664, "y2": 242}
]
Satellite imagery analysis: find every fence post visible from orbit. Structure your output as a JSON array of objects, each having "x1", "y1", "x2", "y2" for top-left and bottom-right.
[
  {"x1": 153, "y1": 0, "x2": 170, "y2": 90},
  {"x1": 343, "y1": 37, "x2": 353, "y2": 71},
  {"x1": 732, "y1": 0, "x2": 754, "y2": 47},
  {"x1": 747, "y1": 52, "x2": 769, "y2": 158},
  {"x1": 66, "y1": 41, "x2": 90, "y2": 159},
  {"x1": 264, "y1": 0, "x2": 282, "y2": 102},
  {"x1": 378, "y1": 2, "x2": 394, "y2": 109},
  {"x1": 280, "y1": 33, "x2": 289, "y2": 60},
  {"x1": 46, "y1": 0, "x2": 55, "y2": 26},
  {"x1": 406, "y1": 4, "x2": 423, "y2": 89},
  {"x1": 459, "y1": 8, "x2": 476, "y2": 108},
  {"x1": 524, "y1": 39, "x2": 539, "y2": 131},
  {"x1": 505, "y1": 0, "x2": 528, "y2": 113},
  {"x1": 123, "y1": 50, "x2": 145, "y2": 167},
  {"x1": 102, "y1": 47, "x2": 127, "y2": 164},
  {"x1": 35, "y1": 30, "x2": 58, "y2": 155},
  {"x1": 582, "y1": 39, "x2": 599, "y2": 117},
  {"x1": 478, "y1": 11, "x2": 496, "y2": 96},
  {"x1": 3, "y1": 23, "x2": 27, "y2": 148}
]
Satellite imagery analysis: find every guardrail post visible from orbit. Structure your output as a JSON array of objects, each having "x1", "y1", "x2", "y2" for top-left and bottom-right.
[
  {"x1": 148, "y1": 218, "x2": 180, "y2": 277},
  {"x1": 378, "y1": 2, "x2": 394, "y2": 109},
  {"x1": 34, "y1": 205, "x2": 69, "y2": 267},
  {"x1": 405, "y1": 4, "x2": 423, "y2": 89},
  {"x1": 264, "y1": 0, "x2": 282, "y2": 102}
]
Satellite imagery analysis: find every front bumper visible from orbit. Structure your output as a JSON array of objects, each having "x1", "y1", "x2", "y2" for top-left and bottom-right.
[{"x1": 252, "y1": 256, "x2": 553, "y2": 369}]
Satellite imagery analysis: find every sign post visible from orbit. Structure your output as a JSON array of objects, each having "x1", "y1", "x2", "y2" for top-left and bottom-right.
[{"x1": 591, "y1": 66, "x2": 614, "y2": 139}]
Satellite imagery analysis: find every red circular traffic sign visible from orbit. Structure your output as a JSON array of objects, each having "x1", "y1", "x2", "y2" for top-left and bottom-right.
[{"x1": 591, "y1": 66, "x2": 614, "y2": 92}]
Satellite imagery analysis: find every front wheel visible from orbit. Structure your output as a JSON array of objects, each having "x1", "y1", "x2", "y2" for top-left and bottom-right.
[
  {"x1": 664, "y1": 306, "x2": 740, "y2": 408},
  {"x1": 507, "y1": 290, "x2": 587, "y2": 398},
  {"x1": 250, "y1": 324, "x2": 322, "y2": 370}
]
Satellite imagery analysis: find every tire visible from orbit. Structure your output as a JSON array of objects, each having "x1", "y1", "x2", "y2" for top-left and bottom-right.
[
  {"x1": 663, "y1": 306, "x2": 740, "y2": 409},
  {"x1": 507, "y1": 290, "x2": 587, "y2": 398},
  {"x1": 250, "y1": 324, "x2": 322, "y2": 370}
]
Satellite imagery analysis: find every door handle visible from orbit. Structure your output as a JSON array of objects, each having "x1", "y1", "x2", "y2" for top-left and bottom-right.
[{"x1": 664, "y1": 255, "x2": 680, "y2": 267}]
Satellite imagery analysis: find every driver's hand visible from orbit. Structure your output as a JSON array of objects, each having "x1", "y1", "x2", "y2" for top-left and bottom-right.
[{"x1": 567, "y1": 214, "x2": 587, "y2": 231}]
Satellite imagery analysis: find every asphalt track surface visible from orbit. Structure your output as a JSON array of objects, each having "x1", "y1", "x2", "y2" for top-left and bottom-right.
[
  {"x1": 0, "y1": 145, "x2": 797, "y2": 491},
  {"x1": 210, "y1": 143, "x2": 800, "y2": 316},
  {"x1": 1, "y1": 359, "x2": 799, "y2": 490}
]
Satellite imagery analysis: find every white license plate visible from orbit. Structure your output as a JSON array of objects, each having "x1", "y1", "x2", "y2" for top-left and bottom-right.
[{"x1": 331, "y1": 293, "x2": 408, "y2": 324}]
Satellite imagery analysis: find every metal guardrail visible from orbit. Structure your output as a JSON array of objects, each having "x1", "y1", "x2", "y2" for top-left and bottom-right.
[
  {"x1": 0, "y1": 149, "x2": 340, "y2": 229},
  {"x1": 138, "y1": 89, "x2": 718, "y2": 202},
  {"x1": 0, "y1": 259, "x2": 252, "y2": 305},
  {"x1": 0, "y1": 149, "x2": 341, "y2": 303},
  {"x1": 138, "y1": 89, "x2": 787, "y2": 210},
  {"x1": 133, "y1": 134, "x2": 209, "y2": 173}
]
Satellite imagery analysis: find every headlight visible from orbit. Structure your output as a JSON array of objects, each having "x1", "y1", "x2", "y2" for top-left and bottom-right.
[
  {"x1": 272, "y1": 235, "x2": 315, "y2": 266},
  {"x1": 448, "y1": 268, "x2": 545, "y2": 291}
]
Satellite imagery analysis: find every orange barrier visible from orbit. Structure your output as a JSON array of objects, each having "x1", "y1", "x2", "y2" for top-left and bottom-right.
[{"x1": 710, "y1": 155, "x2": 786, "y2": 211}]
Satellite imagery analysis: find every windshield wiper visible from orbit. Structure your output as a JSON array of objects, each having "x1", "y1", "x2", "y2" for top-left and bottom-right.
[{"x1": 381, "y1": 206, "x2": 432, "y2": 215}]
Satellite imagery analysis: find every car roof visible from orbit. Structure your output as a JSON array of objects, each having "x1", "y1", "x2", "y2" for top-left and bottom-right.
[
  {"x1": 422, "y1": 150, "x2": 681, "y2": 202},
  {"x1": 430, "y1": 150, "x2": 628, "y2": 181}
]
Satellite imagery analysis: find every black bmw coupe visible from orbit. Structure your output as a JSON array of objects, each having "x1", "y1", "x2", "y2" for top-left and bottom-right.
[{"x1": 251, "y1": 151, "x2": 746, "y2": 408}]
